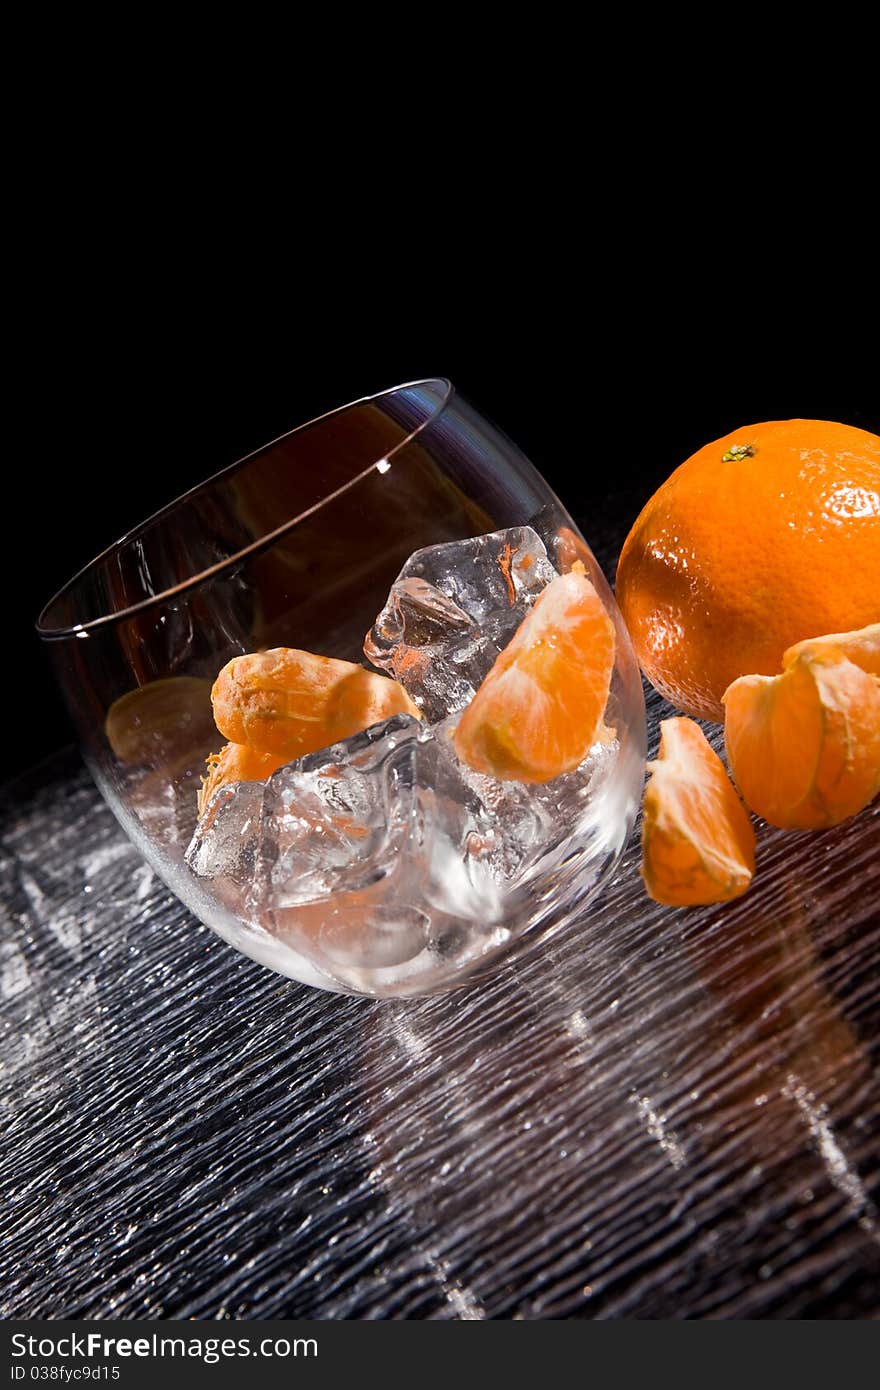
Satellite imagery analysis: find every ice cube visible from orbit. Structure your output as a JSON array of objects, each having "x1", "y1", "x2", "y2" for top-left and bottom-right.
[
  {"x1": 415, "y1": 721, "x2": 548, "y2": 888},
  {"x1": 364, "y1": 526, "x2": 558, "y2": 721},
  {"x1": 425, "y1": 715, "x2": 622, "y2": 893},
  {"x1": 253, "y1": 714, "x2": 432, "y2": 969},
  {"x1": 185, "y1": 710, "x2": 618, "y2": 972},
  {"x1": 256, "y1": 714, "x2": 422, "y2": 910},
  {"x1": 184, "y1": 777, "x2": 265, "y2": 916},
  {"x1": 242, "y1": 713, "x2": 522, "y2": 970}
]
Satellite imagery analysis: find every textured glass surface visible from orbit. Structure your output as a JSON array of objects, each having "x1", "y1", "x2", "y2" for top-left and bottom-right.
[{"x1": 1, "y1": 714, "x2": 877, "y2": 1317}]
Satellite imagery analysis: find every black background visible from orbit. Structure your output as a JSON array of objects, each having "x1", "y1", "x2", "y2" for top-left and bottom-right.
[{"x1": 16, "y1": 276, "x2": 879, "y2": 782}]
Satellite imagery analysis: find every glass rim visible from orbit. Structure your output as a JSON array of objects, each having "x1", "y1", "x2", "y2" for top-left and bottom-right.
[{"x1": 36, "y1": 377, "x2": 454, "y2": 641}]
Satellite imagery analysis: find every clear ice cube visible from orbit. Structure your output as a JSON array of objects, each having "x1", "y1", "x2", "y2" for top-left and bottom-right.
[
  {"x1": 184, "y1": 777, "x2": 264, "y2": 918},
  {"x1": 364, "y1": 526, "x2": 558, "y2": 721},
  {"x1": 253, "y1": 715, "x2": 433, "y2": 970},
  {"x1": 256, "y1": 714, "x2": 421, "y2": 910},
  {"x1": 425, "y1": 716, "x2": 619, "y2": 890},
  {"x1": 186, "y1": 717, "x2": 619, "y2": 979}
]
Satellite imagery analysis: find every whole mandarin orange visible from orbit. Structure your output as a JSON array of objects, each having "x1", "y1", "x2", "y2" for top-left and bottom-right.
[{"x1": 616, "y1": 419, "x2": 880, "y2": 721}]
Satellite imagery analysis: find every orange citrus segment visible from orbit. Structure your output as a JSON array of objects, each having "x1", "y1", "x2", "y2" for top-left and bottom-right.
[
  {"x1": 723, "y1": 649, "x2": 880, "y2": 830},
  {"x1": 783, "y1": 621, "x2": 880, "y2": 676},
  {"x1": 211, "y1": 647, "x2": 421, "y2": 759},
  {"x1": 198, "y1": 742, "x2": 289, "y2": 816},
  {"x1": 453, "y1": 563, "x2": 615, "y2": 783},
  {"x1": 642, "y1": 717, "x2": 756, "y2": 907},
  {"x1": 106, "y1": 676, "x2": 214, "y2": 767}
]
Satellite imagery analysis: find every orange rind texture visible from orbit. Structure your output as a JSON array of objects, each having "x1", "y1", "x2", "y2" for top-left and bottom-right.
[
  {"x1": 642, "y1": 717, "x2": 756, "y2": 907},
  {"x1": 453, "y1": 563, "x2": 615, "y2": 783},
  {"x1": 616, "y1": 419, "x2": 880, "y2": 721}
]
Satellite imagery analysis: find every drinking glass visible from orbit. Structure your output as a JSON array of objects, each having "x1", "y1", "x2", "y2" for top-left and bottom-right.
[{"x1": 38, "y1": 380, "x2": 646, "y2": 996}]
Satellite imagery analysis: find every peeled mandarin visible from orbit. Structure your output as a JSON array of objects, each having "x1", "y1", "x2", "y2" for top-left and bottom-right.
[
  {"x1": 641, "y1": 717, "x2": 756, "y2": 907},
  {"x1": 453, "y1": 563, "x2": 615, "y2": 783},
  {"x1": 198, "y1": 742, "x2": 289, "y2": 815},
  {"x1": 106, "y1": 676, "x2": 214, "y2": 767},
  {"x1": 783, "y1": 621, "x2": 880, "y2": 677},
  {"x1": 723, "y1": 649, "x2": 880, "y2": 829},
  {"x1": 211, "y1": 647, "x2": 421, "y2": 760}
]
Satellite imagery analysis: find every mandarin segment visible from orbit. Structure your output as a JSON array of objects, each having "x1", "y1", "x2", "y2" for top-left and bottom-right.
[
  {"x1": 641, "y1": 717, "x2": 756, "y2": 907},
  {"x1": 211, "y1": 647, "x2": 421, "y2": 760},
  {"x1": 198, "y1": 742, "x2": 289, "y2": 816},
  {"x1": 453, "y1": 563, "x2": 615, "y2": 783},
  {"x1": 106, "y1": 676, "x2": 214, "y2": 767},
  {"x1": 616, "y1": 419, "x2": 880, "y2": 720},
  {"x1": 723, "y1": 649, "x2": 880, "y2": 830},
  {"x1": 783, "y1": 621, "x2": 880, "y2": 676}
]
